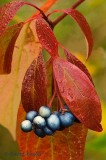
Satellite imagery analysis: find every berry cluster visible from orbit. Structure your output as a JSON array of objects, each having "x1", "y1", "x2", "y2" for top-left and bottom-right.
[{"x1": 21, "y1": 105, "x2": 76, "y2": 138}]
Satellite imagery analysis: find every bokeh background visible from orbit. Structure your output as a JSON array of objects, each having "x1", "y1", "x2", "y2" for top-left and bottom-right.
[{"x1": 0, "y1": 0, "x2": 106, "y2": 160}]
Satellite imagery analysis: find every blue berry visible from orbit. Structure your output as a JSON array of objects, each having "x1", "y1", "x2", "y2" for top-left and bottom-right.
[
  {"x1": 47, "y1": 114, "x2": 60, "y2": 131},
  {"x1": 21, "y1": 120, "x2": 32, "y2": 132},
  {"x1": 34, "y1": 128, "x2": 45, "y2": 138},
  {"x1": 26, "y1": 111, "x2": 38, "y2": 122},
  {"x1": 39, "y1": 106, "x2": 51, "y2": 118},
  {"x1": 52, "y1": 112, "x2": 65, "y2": 131},
  {"x1": 33, "y1": 116, "x2": 46, "y2": 128},
  {"x1": 43, "y1": 126, "x2": 54, "y2": 135},
  {"x1": 59, "y1": 112, "x2": 75, "y2": 127}
]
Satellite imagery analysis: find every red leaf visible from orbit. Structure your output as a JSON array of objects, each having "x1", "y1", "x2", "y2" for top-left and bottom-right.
[
  {"x1": 0, "y1": 0, "x2": 25, "y2": 37},
  {"x1": 36, "y1": 17, "x2": 58, "y2": 58},
  {"x1": 16, "y1": 103, "x2": 88, "y2": 160},
  {"x1": 0, "y1": 22, "x2": 23, "y2": 74},
  {"x1": 53, "y1": 57, "x2": 102, "y2": 132},
  {"x1": 64, "y1": 9, "x2": 93, "y2": 59},
  {"x1": 0, "y1": 0, "x2": 58, "y2": 38},
  {"x1": 21, "y1": 53, "x2": 47, "y2": 112},
  {"x1": 63, "y1": 47, "x2": 94, "y2": 84}
]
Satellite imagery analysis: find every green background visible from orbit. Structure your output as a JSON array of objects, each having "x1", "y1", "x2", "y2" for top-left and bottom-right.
[{"x1": 0, "y1": 0, "x2": 106, "y2": 160}]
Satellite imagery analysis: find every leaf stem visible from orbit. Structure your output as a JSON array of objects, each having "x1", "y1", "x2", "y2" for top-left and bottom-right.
[{"x1": 52, "y1": 0, "x2": 85, "y2": 28}]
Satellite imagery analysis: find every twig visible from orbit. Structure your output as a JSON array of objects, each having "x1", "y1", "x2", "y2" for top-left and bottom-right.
[{"x1": 48, "y1": 91, "x2": 56, "y2": 108}]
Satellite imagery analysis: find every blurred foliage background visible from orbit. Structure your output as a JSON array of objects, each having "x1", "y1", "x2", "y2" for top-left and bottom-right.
[{"x1": 0, "y1": 0, "x2": 106, "y2": 160}]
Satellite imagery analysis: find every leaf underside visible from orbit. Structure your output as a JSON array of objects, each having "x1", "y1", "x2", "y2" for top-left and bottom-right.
[
  {"x1": 16, "y1": 103, "x2": 88, "y2": 160},
  {"x1": 53, "y1": 57, "x2": 102, "y2": 132},
  {"x1": 21, "y1": 53, "x2": 47, "y2": 112}
]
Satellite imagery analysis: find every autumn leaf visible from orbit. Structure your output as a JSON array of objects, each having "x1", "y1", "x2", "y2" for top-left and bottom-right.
[
  {"x1": 63, "y1": 47, "x2": 94, "y2": 84},
  {"x1": 0, "y1": 0, "x2": 25, "y2": 37},
  {"x1": 53, "y1": 57, "x2": 102, "y2": 132},
  {"x1": 0, "y1": 22, "x2": 23, "y2": 74},
  {"x1": 64, "y1": 9, "x2": 93, "y2": 59},
  {"x1": 36, "y1": 17, "x2": 58, "y2": 58},
  {"x1": 21, "y1": 53, "x2": 47, "y2": 112},
  {"x1": 16, "y1": 103, "x2": 88, "y2": 160},
  {"x1": 52, "y1": 8, "x2": 93, "y2": 59}
]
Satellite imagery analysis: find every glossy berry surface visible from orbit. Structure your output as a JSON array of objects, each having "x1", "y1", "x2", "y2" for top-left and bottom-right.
[
  {"x1": 59, "y1": 112, "x2": 75, "y2": 127},
  {"x1": 26, "y1": 111, "x2": 38, "y2": 122},
  {"x1": 34, "y1": 128, "x2": 45, "y2": 138},
  {"x1": 39, "y1": 106, "x2": 51, "y2": 118},
  {"x1": 33, "y1": 116, "x2": 46, "y2": 128},
  {"x1": 47, "y1": 114, "x2": 60, "y2": 131},
  {"x1": 21, "y1": 120, "x2": 32, "y2": 132},
  {"x1": 43, "y1": 126, "x2": 54, "y2": 135}
]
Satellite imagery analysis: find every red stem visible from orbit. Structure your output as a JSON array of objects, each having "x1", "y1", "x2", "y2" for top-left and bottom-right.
[
  {"x1": 57, "y1": 93, "x2": 64, "y2": 111},
  {"x1": 52, "y1": 0, "x2": 85, "y2": 28},
  {"x1": 48, "y1": 91, "x2": 56, "y2": 108}
]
